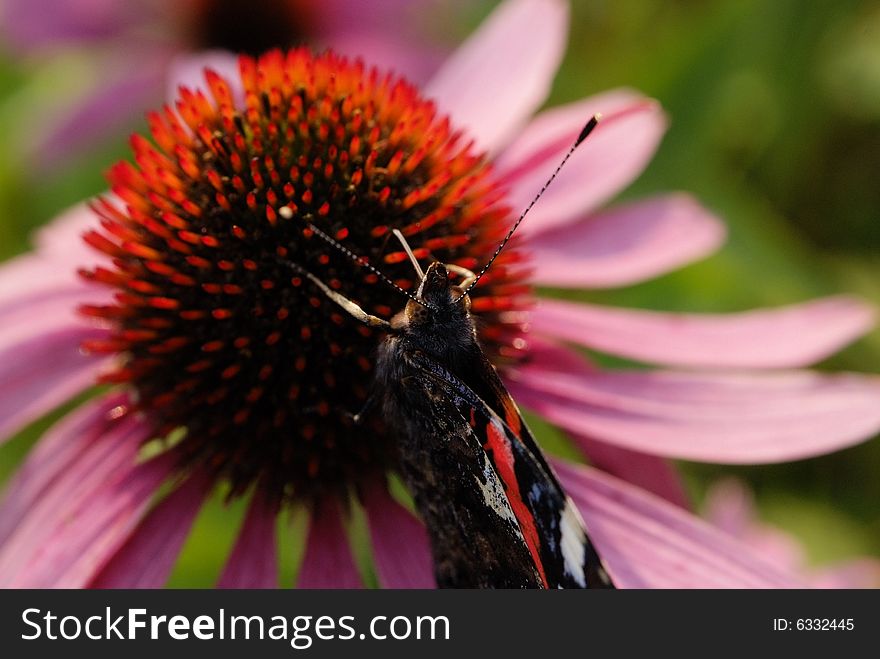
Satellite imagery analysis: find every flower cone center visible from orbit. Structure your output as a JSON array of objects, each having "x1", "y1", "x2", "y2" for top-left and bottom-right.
[{"x1": 81, "y1": 49, "x2": 531, "y2": 502}]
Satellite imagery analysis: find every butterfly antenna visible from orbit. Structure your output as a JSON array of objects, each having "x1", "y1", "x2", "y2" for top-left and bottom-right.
[
  {"x1": 391, "y1": 229, "x2": 425, "y2": 280},
  {"x1": 454, "y1": 115, "x2": 601, "y2": 302},
  {"x1": 278, "y1": 206, "x2": 433, "y2": 309}
]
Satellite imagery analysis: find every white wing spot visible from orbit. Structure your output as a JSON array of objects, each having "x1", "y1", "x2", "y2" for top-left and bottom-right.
[
  {"x1": 474, "y1": 458, "x2": 519, "y2": 528},
  {"x1": 560, "y1": 499, "x2": 587, "y2": 587}
]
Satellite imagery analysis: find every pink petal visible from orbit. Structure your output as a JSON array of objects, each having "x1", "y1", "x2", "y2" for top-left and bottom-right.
[
  {"x1": 297, "y1": 498, "x2": 363, "y2": 589},
  {"x1": 496, "y1": 88, "x2": 641, "y2": 173},
  {"x1": 0, "y1": 268, "x2": 105, "y2": 333},
  {"x1": 1, "y1": 443, "x2": 172, "y2": 588},
  {"x1": 32, "y1": 201, "x2": 106, "y2": 266},
  {"x1": 527, "y1": 194, "x2": 725, "y2": 288},
  {"x1": 0, "y1": 207, "x2": 115, "y2": 444},
  {"x1": 324, "y1": 32, "x2": 445, "y2": 86},
  {"x1": 0, "y1": 414, "x2": 145, "y2": 581},
  {"x1": 573, "y1": 435, "x2": 690, "y2": 508},
  {"x1": 0, "y1": 203, "x2": 109, "y2": 318},
  {"x1": 0, "y1": 286, "x2": 107, "y2": 353},
  {"x1": 363, "y1": 485, "x2": 435, "y2": 588},
  {"x1": 314, "y1": 0, "x2": 450, "y2": 82},
  {"x1": 554, "y1": 461, "x2": 802, "y2": 588},
  {"x1": 217, "y1": 490, "x2": 279, "y2": 588},
  {"x1": 0, "y1": 326, "x2": 110, "y2": 445},
  {"x1": 496, "y1": 91, "x2": 667, "y2": 235},
  {"x1": 510, "y1": 346, "x2": 880, "y2": 463},
  {"x1": 530, "y1": 296, "x2": 877, "y2": 369},
  {"x1": 515, "y1": 339, "x2": 687, "y2": 504},
  {"x1": 90, "y1": 472, "x2": 212, "y2": 588},
  {"x1": 0, "y1": 255, "x2": 90, "y2": 313},
  {"x1": 424, "y1": 0, "x2": 568, "y2": 154},
  {"x1": 0, "y1": 392, "x2": 128, "y2": 546}
]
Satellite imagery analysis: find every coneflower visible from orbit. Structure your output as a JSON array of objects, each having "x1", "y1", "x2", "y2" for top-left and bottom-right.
[{"x1": 1, "y1": 0, "x2": 878, "y2": 588}]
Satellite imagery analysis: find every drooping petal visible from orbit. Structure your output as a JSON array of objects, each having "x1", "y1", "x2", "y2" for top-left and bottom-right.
[
  {"x1": 297, "y1": 498, "x2": 362, "y2": 589},
  {"x1": 530, "y1": 296, "x2": 877, "y2": 369},
  {"x1": 496, "y1": 91, "x2": 667, "y2": 235},
  {"x1": 363, "y1": 485, "x2": 434, "y2": 589},
  {"x1": 90, "y1": 471, "x2": 212, "y2": 588},
  {"x1": 0, "y1": 326, "x2": 110, "y2": 445},
  {"x1": 527, "y1": 194, "x2": 725, "y2": 288},
  {"x1": 553, "y1": 461, "x2": 802, "y2": 588},
  {"x1": 0, "y1": 392, "x2": 128, "y2": 546},
  {"x1": 572, "y1": 435, "x2": 690, "y2": 508},
  {"x1": 511, "y1": 346, "x2": 880, "y2": 463},
  {"x1": 425, "y1": 0, "x2": 568, "y2": 154},
  {"x1": 216, "y1": 489, "x2": 279, "y2": 588},
  {"x1": 1, "y1": 441, "x2": 172, "y2": 588}
]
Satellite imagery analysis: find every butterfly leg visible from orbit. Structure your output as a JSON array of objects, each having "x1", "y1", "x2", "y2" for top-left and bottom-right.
[{"x1": 445, "y1": 263, "x2": 477, "y2": 290}]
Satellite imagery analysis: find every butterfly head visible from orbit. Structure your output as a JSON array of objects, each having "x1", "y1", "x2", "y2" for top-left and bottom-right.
[{"x1": 404, "y1": 262, "x2": 471, "y2": 327}]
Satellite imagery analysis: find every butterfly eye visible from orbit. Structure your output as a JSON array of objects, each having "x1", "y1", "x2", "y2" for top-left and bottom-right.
[{"x1": 405, "y1": 298, "x2": 433, "y2": 325}]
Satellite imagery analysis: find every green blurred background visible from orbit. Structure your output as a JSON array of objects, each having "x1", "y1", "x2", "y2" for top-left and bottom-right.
[{"x1": 0, "y1": 0, "x2": 877, "y2": 585}]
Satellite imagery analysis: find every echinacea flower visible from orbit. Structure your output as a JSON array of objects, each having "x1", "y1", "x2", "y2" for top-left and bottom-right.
[
  {"x1": 705, "y1": 479, "x2": 880, "y2": 588},
  {"x1": 2, "y1": 0, "x2": 454, "y2": 169},
  {"x1": 2, "y1": 0, "x2": 879, "y2": 589}
]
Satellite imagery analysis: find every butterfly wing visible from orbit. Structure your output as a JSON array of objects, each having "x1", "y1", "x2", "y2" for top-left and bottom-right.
[
  {"x1": 381, "y1": 342, "x2": 613, "y2": 588},
  {"x1": 475, "y1": 355, "x2": 614, "y2": 589},
  {"x1": 384, "y1": 351, "x2": 545, "y2": 588}
]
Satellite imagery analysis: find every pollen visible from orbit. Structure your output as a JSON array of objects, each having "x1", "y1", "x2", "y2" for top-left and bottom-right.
[{"x1": 80, "y1": 49, "x2": 531, "y2": 502}]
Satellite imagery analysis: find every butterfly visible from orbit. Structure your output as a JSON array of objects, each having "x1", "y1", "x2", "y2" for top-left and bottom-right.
[{"x1": 286, "y1": 116, "x2": 614, "y2": 588}]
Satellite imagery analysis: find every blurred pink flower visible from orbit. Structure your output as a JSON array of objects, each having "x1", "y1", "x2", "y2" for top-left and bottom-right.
[
  {"x1": 1, "y1": 0, "x2": 878, "y2": 589},
  {"x1": 705, "y1": 479, "x2": 880, "y2": 588},
  {"x1": 2, "y1": 0, "x2": 453, "y2": 168}
]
